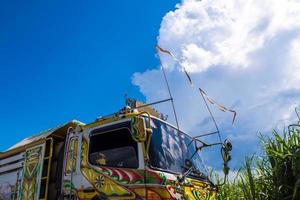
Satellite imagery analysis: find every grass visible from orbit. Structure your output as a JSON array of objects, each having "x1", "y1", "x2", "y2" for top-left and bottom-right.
[{"x1": 216, "y1": 112, "x2": 300, "y2": 200}]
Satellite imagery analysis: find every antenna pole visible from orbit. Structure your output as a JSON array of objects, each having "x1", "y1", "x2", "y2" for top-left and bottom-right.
[
  {"x1": 157, "y1": 49, "x2": 180, "y2": 130},
  {"x1": 161, "y1": 65, "x2": 180, "y2": 130}
]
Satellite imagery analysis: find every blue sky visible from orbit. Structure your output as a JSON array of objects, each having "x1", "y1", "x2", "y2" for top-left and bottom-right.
[
  {"x1": 0, "y1": 0, "x2": 179, "y2": 151},
  {"x1": 1, "y1": 0, "x2": 300, "y2": 173}
]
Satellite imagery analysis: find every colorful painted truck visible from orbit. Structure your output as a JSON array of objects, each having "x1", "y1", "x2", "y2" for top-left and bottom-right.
[{"x1": 0, "y1": 100, "x2": 230, "y2": 200}]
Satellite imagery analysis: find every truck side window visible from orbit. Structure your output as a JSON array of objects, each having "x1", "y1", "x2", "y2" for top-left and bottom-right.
[{"x1": 89, "y1": 126, "x2": 138, "y2": 169}]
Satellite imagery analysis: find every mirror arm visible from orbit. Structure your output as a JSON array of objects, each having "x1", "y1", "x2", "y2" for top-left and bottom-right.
[
  {"x1": 194, "y1": 138, "x2": 222, "y2": 149},
  {"x1": 193, "y1": 131, "x2": 220, "y2": 139}
]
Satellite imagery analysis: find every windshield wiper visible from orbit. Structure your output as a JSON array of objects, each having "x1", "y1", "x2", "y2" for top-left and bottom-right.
[
  {"x1": 189, "y1": 168, "x2": 207, "y2": 179},
  {"x1": 178, "y1": 166, "x2": 194, "y2": 182},
  {"x1": 179, "y1": 159, "x2": 206, "y2": 182}
]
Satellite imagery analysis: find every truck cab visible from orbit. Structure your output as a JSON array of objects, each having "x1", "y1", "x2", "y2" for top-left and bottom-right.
[{"x1": 0, "y1": 103, "x2": 217, "y2": 200}]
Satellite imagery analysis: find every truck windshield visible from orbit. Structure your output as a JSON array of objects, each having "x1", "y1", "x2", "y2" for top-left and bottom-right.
[{"x1": 148, "y1": 118, "x2": 208, "y2": 179}]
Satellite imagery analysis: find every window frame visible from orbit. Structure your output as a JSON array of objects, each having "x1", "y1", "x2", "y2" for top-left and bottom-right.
[{"x1": 88, "y1": 121, "x2": 140, "y2": 169}]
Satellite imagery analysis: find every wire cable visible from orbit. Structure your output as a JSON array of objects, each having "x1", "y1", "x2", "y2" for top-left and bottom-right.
[{"x1": 199, "y1": 88, "x2": 222, "y2": 143}]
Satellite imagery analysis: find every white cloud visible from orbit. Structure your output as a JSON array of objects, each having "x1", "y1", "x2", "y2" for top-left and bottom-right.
[{"x1": 132, "y1": 0, "x2": 300, "y2": 168}]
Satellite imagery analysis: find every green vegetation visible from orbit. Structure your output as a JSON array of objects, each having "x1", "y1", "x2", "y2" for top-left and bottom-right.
[{"x1": 217, "y1": 114, "x2": 300, "y2": 200}]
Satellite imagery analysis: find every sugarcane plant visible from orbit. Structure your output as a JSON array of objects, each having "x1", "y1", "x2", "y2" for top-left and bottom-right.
[{"x1": 216, "y1": 109, "x2": 300, "y2": 200}]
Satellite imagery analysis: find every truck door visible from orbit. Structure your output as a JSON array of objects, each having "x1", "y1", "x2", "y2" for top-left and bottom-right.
[{"x1": 82, "y1": 120, "x2": 146, "y2": 199}]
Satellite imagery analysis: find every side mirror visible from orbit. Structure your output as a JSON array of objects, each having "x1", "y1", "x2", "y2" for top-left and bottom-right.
[
  {"x1": 131, "y1": 116, "x2": 148, "y2": 142},
  {"x1": 224, "y1": 139, "x2": 232, "y2": 152},
  {"x1": 221, "y1": 139, "x2": 232, "y2": 178}
]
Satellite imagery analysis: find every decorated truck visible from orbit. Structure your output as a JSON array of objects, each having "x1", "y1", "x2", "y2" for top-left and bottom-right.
[{"x1": 0, "y1": 99, "x2": 232, "y2": 200}]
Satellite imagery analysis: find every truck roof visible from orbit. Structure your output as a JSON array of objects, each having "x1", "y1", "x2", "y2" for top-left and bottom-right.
[{"x1": 4, "y1": 120, "x2": 84, "y2": 152}]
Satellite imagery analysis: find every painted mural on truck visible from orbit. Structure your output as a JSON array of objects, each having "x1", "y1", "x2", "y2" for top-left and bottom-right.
[
  {"x1": 67, "y1": 136, "x2": 216, "y2": 200},
  {"x1": 18, "y1": 145, "x2": 45, "y2": 200},
  {"x1": 65, "y1": 137, "x2": 79, "y2": 175}
]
